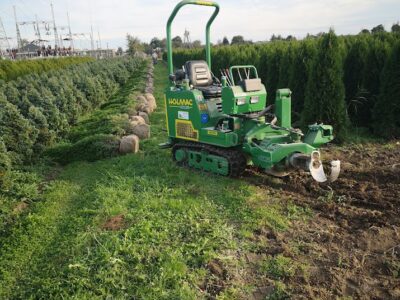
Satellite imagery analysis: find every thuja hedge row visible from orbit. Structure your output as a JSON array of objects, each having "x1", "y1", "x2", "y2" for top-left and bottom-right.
[
  {"x1": 170, "y1": 31, "x2": 400, "y2": 139},
  {"x1": 0, "y1": 57, "x2": 94, "y2": 82}
]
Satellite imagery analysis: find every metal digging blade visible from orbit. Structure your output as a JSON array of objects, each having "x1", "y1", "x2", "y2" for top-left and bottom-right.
[{"x1": 309, "y1": 151, "x2": 341, "y2": 183}]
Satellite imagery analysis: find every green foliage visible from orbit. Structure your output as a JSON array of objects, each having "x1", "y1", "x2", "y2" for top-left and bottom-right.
[
  {"x1": 0, "y1": 65, "x2": 305, "y2": 298},
  {"x1": 392, "y1": 23, "x2": 400, "y2": 33},
  {"x1": 0, "y1": 57, "x2": 145, "y2": 168},
  {"x1": 172, "y1": 36, "x2": 183, "y2": 48},
  {"x1": 0, "y1": 58, "x2": 147, "y2": 243},
  {"x1": 0, "y1": 170, "x2": 41, "y2": 235},
  {"x1": 261, "y1": 254, "x2": 296, "y2": 280},
  {"x1": 288, "y1": 40, "x2": 316, "y2": 121},
  {"x1": 0, "y1": 57, "x2": 93, "y2": 82},
  {"x1": 0, "y1": 94, "x2": 37, "y2": 164},
  {"x1": 372, "y1": 24, "x2": 385, "y2": 34},
  {"x1": 222, "y1": 36, "x2": 229, "y2": 45},
  {"x1": 231, "y1": 35, "x2": 245, "y2": 45},
  {"x1": 373, "y1": 41, "x2": 400, "y2": 138},
  {"x1": 47, "y1": 134, "x2": 121, "y2": 165},
  {"x1": 0, "y1": 139, "x2": 11, "y2": 177},
  {"x1": 172, "y1": 31, "x2": 400, "y2": 139},
  {"x1": 127, "y1": 34, "x2": 144, "y2": 55},
  {"x1": 303, "y1": 30, "x2": 349, "y2": 141}
]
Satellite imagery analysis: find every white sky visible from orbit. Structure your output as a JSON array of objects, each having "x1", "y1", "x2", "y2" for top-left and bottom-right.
[{"x1": 0, "y1": 0, "x2": 399, "y2": 50}]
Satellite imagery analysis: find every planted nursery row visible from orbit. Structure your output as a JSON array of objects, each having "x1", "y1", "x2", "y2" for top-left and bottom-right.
[
  {"x1": 0, "y1": 57, "x2": 146, "y2": 172},
  {"x1": 0, "y1": 57, "x2": 148, "y2": 234},
  {"x1": 170, "y1": 31, "x2": 400, "y2": 140},
  {"x1": 0, "y1": 57, "x2": 94, "y2": 82}
]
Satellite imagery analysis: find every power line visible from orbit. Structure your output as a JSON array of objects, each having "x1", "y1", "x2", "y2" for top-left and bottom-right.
[
  {"x1": 3, "y1": 0, "x2": 105, "y2": 54},
  {"x1": 0, "y1": 16, "x2": 11, "y2": 54},
  {"x1": 67, "y1": 11, "x2": 73, "y2": 49},
  {"x1": 50, "y1": 2, "x2": 59, "y2": 48},
  {"x1": 13, "y1": 5, "x2": 22, "y2": 48}
]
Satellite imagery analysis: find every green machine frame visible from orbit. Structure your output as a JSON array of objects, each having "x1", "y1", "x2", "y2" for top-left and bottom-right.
[
  {"x1": 166, "y1": 0, "x2": 219, "y2": 77},
  {"x1": 163, "y1": 0, "x2": 341, "y2": 182}
]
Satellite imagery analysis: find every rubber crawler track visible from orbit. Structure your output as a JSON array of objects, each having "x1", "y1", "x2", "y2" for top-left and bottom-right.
[{"x1": 172, "y1": 141, "x2": 247, "y2": 177}]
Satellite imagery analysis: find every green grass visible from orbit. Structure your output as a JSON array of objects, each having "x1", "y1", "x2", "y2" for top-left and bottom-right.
[
  {"x1": 260, "y1": 255, "x2": 296, "y2": 280},
  {"x1": 0, "y1": 62, "x2": 306, "y2": 299}
]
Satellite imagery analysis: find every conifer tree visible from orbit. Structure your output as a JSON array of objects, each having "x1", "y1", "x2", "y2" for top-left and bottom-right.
[
  {"x1": 343, "y1": 36, "x2": 369, "y2": 126},
  {"x1": 27, "y1": 105, "x2": 53, "y2": 154},
  {"x1": 361, "y1": 37, "x2": 390, "y2": 129},
  {"x1": 266, "y1": 44, "x2": 283, "y2": 99},
  {"x1": 303, "y1": 29, "x2": 348, "y2": 141},
  {"x1": 0, "y1": 138, "x2": 11, "y2": 177},
  {"x1": 277, "y1": 43, "x2": 292, "y2": 89},
  {"x1": 373, "y1": 41, "x2": 400, "y2": 138},
  {"x1": 0, "y1": 95, "x2": 37, "y2": 164},
  {"x1": 288, "y1": 39, "x2": 317, "y2": 120}
]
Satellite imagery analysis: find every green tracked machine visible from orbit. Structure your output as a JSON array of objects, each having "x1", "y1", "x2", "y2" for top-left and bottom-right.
[{"x1": 161, "y1": 0, "x2": 340, "y2": 182}]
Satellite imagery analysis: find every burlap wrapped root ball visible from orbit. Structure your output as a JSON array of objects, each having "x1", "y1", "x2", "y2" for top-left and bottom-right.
[
  {"x1": 145, "y1": 80, "x2": 154, "y2": 93},
  {"x1": 130, "y1": 123, "x2": 150, "y2": 140},
  {"x1": 144, "y1": 93, "x2": 157, "y2": 111},
  {"x1": 126, "y1": 116, "x2": 146, "y2": 135},
  {"x1": 138, "y1": 112, "x2": 150, "y2": 124},
  {"x1": 130, "y1": 115, "x2": 146, "y2": 126},
  {"x1": 146, "y1": 82, "x2": 154, "y2": 91},
  {"x1": 119, "y1": 135, "x2": 140, "y2": 154},
  {"x1": 135, "y1": 95, "x2": 152, "y2": 114},
  {"x1": 145, "y1": 86, "x2": 154, "y2": 94}
]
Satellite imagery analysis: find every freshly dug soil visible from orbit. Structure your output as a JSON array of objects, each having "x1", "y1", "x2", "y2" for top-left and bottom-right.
[
  {"x1": 101, "y1": 214, "x2": 126, "y2": 231},
  {"x1": 244, "y1": 142, "x2": 400, "y2": 299}
]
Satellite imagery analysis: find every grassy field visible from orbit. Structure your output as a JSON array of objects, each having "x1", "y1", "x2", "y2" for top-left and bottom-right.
[
  {"x1": 0, "y1": 63, "x2": 306, "y2": 299},
  {"x1": 1, "y1": 62, "x2": 398, "y2": 299}
]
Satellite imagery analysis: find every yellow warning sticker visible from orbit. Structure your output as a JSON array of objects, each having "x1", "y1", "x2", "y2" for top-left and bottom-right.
[{"x1": 207, "y1": 130, "x2": 218, "y2": 136}]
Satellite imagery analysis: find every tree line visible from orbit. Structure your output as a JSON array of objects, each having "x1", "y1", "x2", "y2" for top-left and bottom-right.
[
  {"x1": 170, "y1": 30, "x2": 400, "y2": 141},
  {"x1": 0, "y1": 57, "x2": 93, "y2": 82},
  {"x1": 0, "y1": 57, "x2": 145, "y2": 174}
]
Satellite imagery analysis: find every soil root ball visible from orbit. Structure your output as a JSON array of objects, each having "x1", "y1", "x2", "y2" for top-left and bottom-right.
[
  {"x1": 130, "y1": 115, "x2": 146, "y2": 126},
  {"x1": 138, "y1": 112, "x2": 150, "y2": 124},
  {"x1": 131, "y1": 124, "x2": 150, "y2": 140},
  {"x1": 119, "y1": 135, "x2": 140, "y2": 154},
  {"x1": 136, "y1": 95, "x2": 147, "y2": 104},
  {"x1": 135, "y1": 102, "x2": 151, "y2": 114},
  {"x1": 144, "y1": 93, "x2": 157, "y2": 111},
  {"x1": 126, "y1": 107, "x2": 137, "y2": 118}
]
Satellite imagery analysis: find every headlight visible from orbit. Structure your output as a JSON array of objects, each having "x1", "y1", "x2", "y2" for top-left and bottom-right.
[
  {"x1": 250, "y1": 96, "x2": 259, "y2": 104},
  {"x1": 236, "y1": 97, "x2": 246, "y2": 105}
]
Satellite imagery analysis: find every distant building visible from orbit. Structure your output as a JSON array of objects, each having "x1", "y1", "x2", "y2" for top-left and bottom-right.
[{"x1": 19, "y1": 43, "x2": 40, "y2": 53}]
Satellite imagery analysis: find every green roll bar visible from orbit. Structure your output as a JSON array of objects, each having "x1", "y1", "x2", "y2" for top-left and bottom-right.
[{"x1": 166, "y1": 0, "x2": 220, "y2": 76}]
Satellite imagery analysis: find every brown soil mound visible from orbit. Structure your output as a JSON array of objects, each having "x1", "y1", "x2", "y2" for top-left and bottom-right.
[
  {"x1": 242, "y1": 142, "x2": 400, "y2": 299},
  {"x1": 101, "y1": 214, "x2": 126, "y2": 231}
]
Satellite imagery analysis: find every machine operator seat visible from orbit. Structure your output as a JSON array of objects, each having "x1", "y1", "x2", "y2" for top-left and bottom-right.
[{"x1": 185, "y1": 60, "x2": 222, "y2": 99}]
